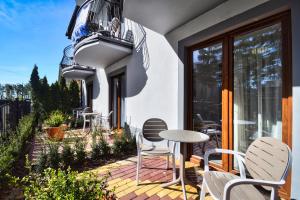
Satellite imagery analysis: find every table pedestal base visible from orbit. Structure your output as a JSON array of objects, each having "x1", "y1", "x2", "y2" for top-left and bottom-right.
[{"x1": 161, "y1": 143, "x2": 188, "y2": 200}]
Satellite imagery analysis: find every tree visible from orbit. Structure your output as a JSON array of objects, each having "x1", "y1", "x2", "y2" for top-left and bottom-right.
[
  {"x1": 0, "y1": 84, "x2": 5, "y2": 99},
  {"x1": 30, "y1": 65, "x2": 43, "y2": 125},
  {"x1": 40, "y1": 76, "x2": 50, "y2": 113},
  {"x1": 59, "y1": 77, "x2": 70, "y2": 113},
  {"x1": 4, "y1": 84, "x2": 14, "y2": 99},
  {"x1": 69, "y1": 80, "x2": 80, "y2": 110},
  {"x1": 30, "y1": 65, "x2": 41, "y2": 100}
]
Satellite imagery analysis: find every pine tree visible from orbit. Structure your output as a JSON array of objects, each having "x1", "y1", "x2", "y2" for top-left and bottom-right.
[{"x1": 69, "y1": 80, "x2": 80, "y2": 110}]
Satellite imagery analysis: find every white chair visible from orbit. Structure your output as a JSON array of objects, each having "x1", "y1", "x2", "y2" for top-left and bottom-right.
[
  {"x1": 200, "y1": 137, "x2": 292, "y2": 200},
  {"x1": 82, "y1": 107, "x2": 93, "y2": 132},
  {"x1": 136, "y1": 118, "x2": 176, "y2": 185}
]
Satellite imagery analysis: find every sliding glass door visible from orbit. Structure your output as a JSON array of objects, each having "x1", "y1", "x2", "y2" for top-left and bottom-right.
[
  {"x1": 233, "y1": 23, "x2": 283, "y2": 153},
  {"x1": 191, "y1": 42, "x2": 223, "y2": 163},
  {"x1": 187, "y1": 13, "x2": 291, "y2": 195}
]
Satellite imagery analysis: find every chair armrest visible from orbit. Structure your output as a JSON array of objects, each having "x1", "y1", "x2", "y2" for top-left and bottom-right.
[
  {"x1": 204, "y1": 149, "x2": 246, "y2": 178},
  {"x1": 136, "y1": 132, "x2": 143, "y2": 150},
  {"x1": 223, "y1": 178, "x2": 285, "y2": 200}
]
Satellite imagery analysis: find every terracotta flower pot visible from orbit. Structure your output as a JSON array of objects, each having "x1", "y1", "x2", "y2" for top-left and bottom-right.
[{"x1": 47, "y1": 127, "x2": 65, "y2": 141}]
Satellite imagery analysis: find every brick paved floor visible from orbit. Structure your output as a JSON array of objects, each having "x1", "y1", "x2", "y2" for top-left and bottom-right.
[{"x1": 90, "y1": 156, "x2": 213, "y2": 200}]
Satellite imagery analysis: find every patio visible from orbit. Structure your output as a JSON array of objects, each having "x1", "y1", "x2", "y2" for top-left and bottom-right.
[
  {"x1": 29, "y1": 128, "x2": 210, "y2": 200},
  {"x1": 90, "y1": 156, "x2": 208, "y2": 200}
]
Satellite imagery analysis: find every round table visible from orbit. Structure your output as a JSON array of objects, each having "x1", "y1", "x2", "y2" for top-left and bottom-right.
[{"x1": 159, "y1": 130, "x2": 209, "y2": 200}]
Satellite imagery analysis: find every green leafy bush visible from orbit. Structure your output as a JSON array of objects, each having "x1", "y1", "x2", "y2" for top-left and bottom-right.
[
  {"x1": 61, "y1": 144, "x2": 74, "y2": 168},
  {"x1": 112, "y1": 130, "x2": 136, "y2": 158},
  {"x1": 35, "y1": 149, "x2": 48, "y2": 173},
  {"x1": 91, "y1": 142, "x2": 102, "y2": 160},
  {"x1": 48, "y1": 143, "x2": 60, "y2": 169},
  {"x1": 92, "y1": 138, "x2": 111, "y2": 160},
  {"x1": 0, "y1": 114, "x2": 36, "y2": 188},
  {"x1": 74, "y1": 139, "x2": 86, "y2": 164},
  {"x1": 10, "y1": 167, "x2": 116, "y2": 200},
  {"x1": 45, "y1": 110, "x2": 66, "y2": 127},
  {"x1": 99, "y1": 138, "x2": 111, "y2": 159}
]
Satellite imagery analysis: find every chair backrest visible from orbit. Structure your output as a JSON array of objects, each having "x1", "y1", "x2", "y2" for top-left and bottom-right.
[
  {"x1": 245, "y1": 137, "x2": 292, "y2": 190},
  {"x1": 83, "y1": 107, "x2": 92, "y2": 113},
  {"x1": 142, "y1": 118, "x2": 168, "y2": 142},
  {"x1": 107, "y1": 110, "x2": 113, "y2": 117}
]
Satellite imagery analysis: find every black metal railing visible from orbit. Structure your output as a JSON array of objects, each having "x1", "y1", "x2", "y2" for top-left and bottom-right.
[
  {"x1": 71, "y1": 0, "x2": 133, "y2": 45},
  {"x1": 0, "y1": 99, "x2": 31, "y2": 139},
  {"x1": 60, "y1": 45, "x2": 74, "y2": 69}
]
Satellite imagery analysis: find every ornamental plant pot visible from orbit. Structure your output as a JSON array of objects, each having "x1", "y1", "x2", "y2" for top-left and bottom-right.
[{"x1": 47, "y1": 127, "x2": 65, "y2": 141}]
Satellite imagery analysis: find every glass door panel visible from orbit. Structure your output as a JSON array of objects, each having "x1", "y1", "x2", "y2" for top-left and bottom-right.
[
  {"x1": 111, "y1": 73, "x2": 126, "y2": 129},
  {"x1": 192, "y1": 43, "x2": 223, "y2": 163},
  {"x1": 233, "y1": 23, "x2": 282, "y2": 157}
]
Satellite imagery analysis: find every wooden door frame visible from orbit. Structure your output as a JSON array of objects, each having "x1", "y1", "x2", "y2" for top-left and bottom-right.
[
  {"x1": 109, "y1": 73, "x2": 125, "y2": 130},
  {"x1": 86, "y1": 82, "x2": 93, "y2": 110},
  {"x1": 185, "y1": 10, "x2": 292, "y2": 198}
]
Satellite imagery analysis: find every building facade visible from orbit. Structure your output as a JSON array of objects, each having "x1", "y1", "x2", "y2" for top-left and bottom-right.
[{"x1": 61, "y1": 0, "x2": 300, "y2": 198}]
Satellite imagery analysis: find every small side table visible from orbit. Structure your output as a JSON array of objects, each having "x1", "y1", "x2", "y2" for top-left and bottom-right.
[{"x1": 159, "y1": 130, "x2": 209, "y2": 200}]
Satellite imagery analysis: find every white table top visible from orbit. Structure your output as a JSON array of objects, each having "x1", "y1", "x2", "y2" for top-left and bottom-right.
[
  {"x1": 81, "y1": 112, "x2": 100, "y2": 116},
  {"x1": 159, "y1": 130, "x2": 209, "y2": 143}
]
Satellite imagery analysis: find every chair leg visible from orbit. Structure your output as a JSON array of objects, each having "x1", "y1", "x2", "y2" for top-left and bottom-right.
[
  {"x1": 166, "y1": 155, "x2": 169, "y2": 169},
  {"x1": 200, "y1": 180, "x2": 207, "y2": 200},
  {"x1": 172, "y1": 154, "x2": 176, "y2": 181},
  {"x1": 139, "y1": 154, "x2": 142, "y2": 169},
  {"x1": 136, "y1": 153, "x2": 140, "y2": 185},
  {"x1": 83, "y1": 120, "x2": 86, "y2": 132}
]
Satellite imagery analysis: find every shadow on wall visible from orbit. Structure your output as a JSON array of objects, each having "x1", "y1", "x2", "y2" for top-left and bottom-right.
[
  {"x1": 126, "y1": 24, "x2": 150, "y2": 97},
  {"x1": 93, "y1": 73, "x2": 101, "y2": 98}
]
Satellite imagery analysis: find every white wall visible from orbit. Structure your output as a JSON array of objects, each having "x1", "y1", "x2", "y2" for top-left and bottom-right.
[
  {"x1": 291, "y1": 0, "x2": 300, "y2": 198},
  {"x1": 92, "y1": 68, "x2": 109, "y2": 115},
  {"x1": 105, "y1": 25, "x2": 179, "y2": 133}
]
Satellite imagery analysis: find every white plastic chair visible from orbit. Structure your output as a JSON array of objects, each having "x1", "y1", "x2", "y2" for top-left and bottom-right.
[
  {"x1": 82, "y1": 107, "x2": 93, "y2": 132},
  {"x1": 200, "y1": 137, "x2": 292, "y2": 200},
  {"x1": 136, "y1": 118, "x2": 176, "y2": 185}
]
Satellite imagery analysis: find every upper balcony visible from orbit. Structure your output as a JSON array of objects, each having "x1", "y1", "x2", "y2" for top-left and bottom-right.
[
  {"x1": 60, "y1": 45, "x2": 95, "y2": 80},
  {"x1": 71, "y1": 0, "x2": 134, "y2": 68}
]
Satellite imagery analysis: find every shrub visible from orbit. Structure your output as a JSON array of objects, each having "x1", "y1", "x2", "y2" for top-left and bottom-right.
[
  {"x1": 45, "y1": 110, "x2": 66, "y2": 127},
  {"x1": 74, "y1": 139, "x2": 86, "y2": 164},
  {"x1": 99, "y1": 138, "x2": 111, "y2": 159},
  {"x1": 112, "y1": 130, "x2": 136, "y2": 158},
  {"x1": 35, "y1": 149, "x2": 48, "y2": 173},
  {"x1": 9, "y1": 168, "x2": 116, "y2": 200},
  {"x1": 91, "y1": 142, "x2": 102, "y2": 160},
  {"x1": 0, "y1": 114, "x2": 35, "y2": 188},
  {"x1": 61, "y1": 144, "x2": 74, "y2": 168},
  {"x1": 48, "y1": 143, "x2": 60, "y2": 169},
  {"x1": 92, "y1": 138, "x2": 111, "y2": 160}
]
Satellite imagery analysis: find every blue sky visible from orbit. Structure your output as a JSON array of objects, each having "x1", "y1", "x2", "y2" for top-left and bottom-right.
[{"x1": 0, "y1": 0, "x2": 75, "y2": 84}]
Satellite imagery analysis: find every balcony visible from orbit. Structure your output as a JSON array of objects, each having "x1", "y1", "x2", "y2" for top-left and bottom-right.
[
  {"x1": 60, "y1": 45, "x2": 95, "y2": 80},
  {"x1": 72, "y1": 0, "x2": 134, "y2": 67}
]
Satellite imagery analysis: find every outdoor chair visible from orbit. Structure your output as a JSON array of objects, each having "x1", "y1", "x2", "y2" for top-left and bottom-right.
[
  {"x1": 96, "y1": 111, "x2": 113, "y2": 139},
  {"x1": 136, "y1": 118, "x2": 176, "y2": 185},
  {"x1": 200, "y1": 137, "x2": 292, "y2": 200},
  {"x1": 82, "y1": 107, "x2": 93, "y2": 132}
]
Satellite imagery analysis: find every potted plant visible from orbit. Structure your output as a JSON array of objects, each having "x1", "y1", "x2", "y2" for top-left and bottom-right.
[{"x1": 45, "y1": 110, "x2": 67, "y2": 141}]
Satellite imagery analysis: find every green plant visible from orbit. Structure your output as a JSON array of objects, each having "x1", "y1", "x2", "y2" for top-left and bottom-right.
[
  {"x1": 61, "y1": 144, "x2": 74, "y2": 168},
  {"x1": 91, "y1": 142, "x2": 102, "y2": 160},
  {"x1": 74, "y1": 139, "x2": 86, "y2": 164},
  {"x1": 35, "y1": 149, "x2": 48, "y2": 173},
  {"x1": 9, "y1": 167, "x2": 116, "y2": 200},
  {"x1": 112, "y1": 129, "x2": 136, "y2": 158},
  {"x1": 91, "y1": 138, "x2": 111, "y2": 160},
  {"x1": 0, "y1": 114, "x2": 36, "y2": 188},
  {"x1": 99, "y1": 138, "x2": 111, "y2": 159},
  {"x1": 48, "y1": 142, "x2": 60, "y2": 169},
  {"x1": 45, "y1": 110, "x2": 66, "y2": 127}
]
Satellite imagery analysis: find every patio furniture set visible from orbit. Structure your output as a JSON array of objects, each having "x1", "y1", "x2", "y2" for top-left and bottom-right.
[
  {"x1": 73, "y1": 107, "x2": 113, "y2": 135},
  {"x1": 136, "y1": 118, "x2": 292, "y2": 200}
]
